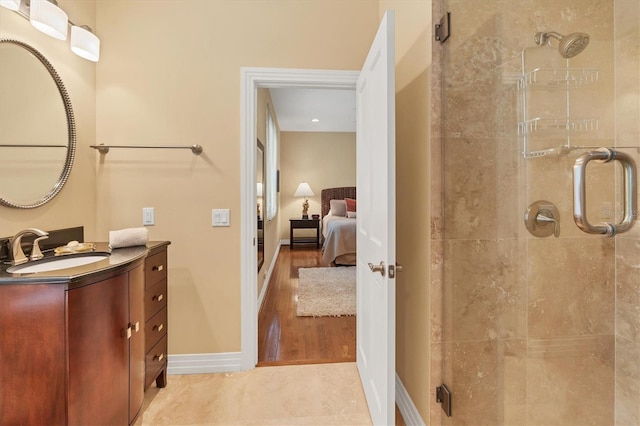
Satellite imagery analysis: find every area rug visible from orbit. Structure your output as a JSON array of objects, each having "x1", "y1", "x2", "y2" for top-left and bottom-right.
[{"x1": 297, "y1": 267, "x2": 356, "y2": 317}]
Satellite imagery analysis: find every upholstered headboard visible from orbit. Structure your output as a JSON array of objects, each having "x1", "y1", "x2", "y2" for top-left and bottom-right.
[{"x1": 321, "y1": 187, "x2": 356, "y2": 217}]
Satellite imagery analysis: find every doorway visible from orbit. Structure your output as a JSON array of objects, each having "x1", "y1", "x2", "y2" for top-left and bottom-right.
[{"x1": 240, "y1": 68, "x2": 359, "y2": 371}]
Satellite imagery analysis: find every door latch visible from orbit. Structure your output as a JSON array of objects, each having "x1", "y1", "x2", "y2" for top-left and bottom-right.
[{"x1": 388, "y1": 263, "x2": 403, "y2": 279}]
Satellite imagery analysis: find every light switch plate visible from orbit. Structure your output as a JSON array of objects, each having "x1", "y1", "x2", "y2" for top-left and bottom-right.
[
  {"x1": 143, "y1": 207, "x2": 155, "y2": 226},
  {"x1": 212, "y1": 209, "x2": 230, "y2": 227}
]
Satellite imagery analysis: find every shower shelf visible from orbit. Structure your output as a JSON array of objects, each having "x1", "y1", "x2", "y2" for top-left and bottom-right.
[
  {"x1": 518, "y1": 67, "x2": 599, "y2": 90},
  {"x1": 519, "y1": 63, "x2": 600, "y2": 158},
  {"x1": 518, "y1": 117, "x2": 599, "y2": 135}
]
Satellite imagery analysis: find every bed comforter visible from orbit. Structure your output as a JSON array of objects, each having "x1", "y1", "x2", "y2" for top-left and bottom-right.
[{"x1": 321, "y1": 216, "x2": 356, "y2": 266}]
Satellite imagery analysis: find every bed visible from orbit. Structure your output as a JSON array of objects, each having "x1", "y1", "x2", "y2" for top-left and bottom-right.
[{"x1": 321, "y1": 186, "x2": 357, "y2": 266}]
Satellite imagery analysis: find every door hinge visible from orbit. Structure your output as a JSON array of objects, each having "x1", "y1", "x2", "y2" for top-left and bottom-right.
[
  {"x1": 435, "y1": 12, "x2": 451, "y2": 43},
  {"x1": 436, "y1": 384, "x2": 452, "y2": 417}
]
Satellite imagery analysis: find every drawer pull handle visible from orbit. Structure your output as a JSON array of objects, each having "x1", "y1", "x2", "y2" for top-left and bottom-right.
[
  {"x1": 152, "y1": 265, "x2": 164, "y2": 272},
  {"x1": 154, "y1": 353, "x2": 164, "y2": 362},
  {"x1": 153, "y1": 323, "x2": 164, "y2": 332},
  {"x1": 153, "y1": 294, "x2": 164, "y2": 302}
]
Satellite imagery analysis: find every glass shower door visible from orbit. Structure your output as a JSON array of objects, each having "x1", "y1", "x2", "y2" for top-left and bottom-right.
[{"x1": 435, "y1": 0, "x2": 640, "y2": 424}]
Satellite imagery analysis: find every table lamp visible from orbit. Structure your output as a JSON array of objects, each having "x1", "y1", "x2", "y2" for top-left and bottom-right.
[{"x1": 294, "y1": 182, "x2": 314, "y2": 219}]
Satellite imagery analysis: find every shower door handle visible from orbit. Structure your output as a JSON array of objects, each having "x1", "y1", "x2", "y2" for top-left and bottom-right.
[{"x1": 573, "y1": 148, "x2": 637, "y2": 236}]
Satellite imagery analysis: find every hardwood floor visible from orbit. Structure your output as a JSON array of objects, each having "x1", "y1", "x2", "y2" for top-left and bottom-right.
[{"x1": 257, "y1": 246, "x2": 356, "y2": 366}]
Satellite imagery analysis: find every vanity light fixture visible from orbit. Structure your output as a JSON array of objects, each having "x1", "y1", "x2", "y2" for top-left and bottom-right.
[
  {"x1": 0, "y1": 0, "x2": 101, "y2": 61},
  {"x1": 29, "y1": 0, "x2": 67, "y2": 40},
  {"x1": 70, "y1": 25, "x2": 99, "y2": 62},
  {"x1": 0, "y1": 0, "x2": 20, "y2": 11}
]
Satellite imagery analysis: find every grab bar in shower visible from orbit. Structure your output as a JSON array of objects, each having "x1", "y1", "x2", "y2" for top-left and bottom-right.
[{"x1": 573, "y1": 147, "x2": 637, "y2": 236}]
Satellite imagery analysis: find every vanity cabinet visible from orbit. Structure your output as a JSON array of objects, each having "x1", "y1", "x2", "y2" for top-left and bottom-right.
[
  {"x1": 0, "y1": 242, "x2": 170, "y2": 426},
  {"x1": 67, "y1": 264, "x2": 145, "y2": 425},
  {"x1": 144, "y1": 246, "x2": 169, "y2": 389}
]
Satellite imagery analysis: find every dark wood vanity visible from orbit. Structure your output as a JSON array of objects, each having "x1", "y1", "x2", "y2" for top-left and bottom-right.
[
  {"x1": 0, "y1": 241, "x2": 170, "y2": 425},
  {"x1": 144, "y1": 245, "x2": 169, "y2": 390}
]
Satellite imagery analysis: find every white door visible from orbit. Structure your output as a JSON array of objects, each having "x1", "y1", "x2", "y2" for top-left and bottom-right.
[{"x1": 356, "y1": 10, "x2": 396, "y2": 426}]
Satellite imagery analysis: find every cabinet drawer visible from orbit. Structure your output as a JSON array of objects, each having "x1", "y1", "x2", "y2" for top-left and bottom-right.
[
  {"x1": 145, "y1": 306, "x2": 167, "y2": 351},
  {"x1": 145, "y1": 335, "x2": 167, "y2": 389},
  {"x1": 145, "y1": 251, "x2": 167, "y2": 288},
  {"x1": 145, "y1": 279, "x2": 167, "y2": 319}
]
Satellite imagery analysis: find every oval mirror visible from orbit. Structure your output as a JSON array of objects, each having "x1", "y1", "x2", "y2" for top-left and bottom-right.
[{"x1": 0, "y1": 39, "x2": 76, "y2": 209}]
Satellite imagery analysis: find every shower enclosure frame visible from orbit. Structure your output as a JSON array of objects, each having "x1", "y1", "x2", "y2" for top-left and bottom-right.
[{"x1": 431, "y1": 0, "x2": 640, "y2": 424}]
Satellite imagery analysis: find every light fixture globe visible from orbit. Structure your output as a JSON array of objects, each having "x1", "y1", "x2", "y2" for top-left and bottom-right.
[
  {"x1": 0, "y1": 0, "x2": 20, "y2": 11},
  {"x1": 30, "y1": 0, "x2": 68, "y2": 41},
  {"x1": 70, "y1": 25, "x2": 100, "y2": 62}
]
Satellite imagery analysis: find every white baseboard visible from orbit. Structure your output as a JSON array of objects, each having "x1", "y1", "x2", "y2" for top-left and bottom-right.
[
  {"x1": 167, "y1": 352, "x2": 243, "y2": 375},
  {"x1": 257, "y1": 243, "x2": 281, "y2": 311},
  {"x1": 281, "y1": 238, "x2": 290, "y2": 245},
  {"x1": 396, "y1": 373, "x2": 426, "y2": 426}
]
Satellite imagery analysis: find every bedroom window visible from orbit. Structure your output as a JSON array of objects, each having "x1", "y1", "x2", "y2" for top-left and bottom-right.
[{"x1": 266, "y1": 106, "x2": 278, "y2": 220}]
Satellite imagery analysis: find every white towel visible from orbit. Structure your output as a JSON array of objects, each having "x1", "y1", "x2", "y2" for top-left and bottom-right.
[{"x1": 109, "y1": 227, "x2": 149, "y2": 249}]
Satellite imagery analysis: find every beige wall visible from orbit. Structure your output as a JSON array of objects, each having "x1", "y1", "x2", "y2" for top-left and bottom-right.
[
  {"x1": 278, "y1": 131, "x2": 356, "y2": 241},
  {"x1": 379, "y1": 1, "x2": 433, "y2": 423},
  {"x1": 95, "y1": 0, "x2": 379, "y2": 354},
  {"x1": 256, "y1": 88, "x2": 281, "y2": 297},
  {"x1": 0, "y1": 0, "x2": 97, "y2": 240}
]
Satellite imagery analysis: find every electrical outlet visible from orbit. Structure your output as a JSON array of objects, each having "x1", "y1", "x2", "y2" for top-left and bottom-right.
[{"x1": 143, "y1": 207, "x2": 155, "y2": 226}]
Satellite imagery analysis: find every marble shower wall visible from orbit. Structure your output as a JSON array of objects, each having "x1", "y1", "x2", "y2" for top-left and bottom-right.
[
  {"x1": 614, "y1": 0, "x2": 640, "y2": 424},
  {"x1": 430, "y1": 0, "x2": 638, "y2": 424}
]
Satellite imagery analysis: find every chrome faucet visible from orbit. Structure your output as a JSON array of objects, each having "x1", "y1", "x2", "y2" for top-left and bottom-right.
[{"x1": 11, "y1": 228, "x2": 49, "y2": 266}]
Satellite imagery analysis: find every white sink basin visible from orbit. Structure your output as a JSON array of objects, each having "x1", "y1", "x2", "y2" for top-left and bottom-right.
[{"x1": 7, "y1": 253, "x2": 110, "y2": 274}]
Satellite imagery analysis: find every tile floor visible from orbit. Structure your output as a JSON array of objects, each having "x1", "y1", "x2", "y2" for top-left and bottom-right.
[{"x1": 135, "y1": 362, "x2": 373, "y2": 425}]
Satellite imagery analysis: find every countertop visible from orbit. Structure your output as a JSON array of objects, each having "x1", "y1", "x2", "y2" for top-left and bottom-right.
[{"x1": 0, "y1": 241, "x2": 170, "y2": 285}]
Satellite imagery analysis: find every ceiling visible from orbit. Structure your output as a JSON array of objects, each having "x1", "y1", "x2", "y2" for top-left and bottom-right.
[{"x1": 269, "y1": 88, "x2": 356, "y2": 133}]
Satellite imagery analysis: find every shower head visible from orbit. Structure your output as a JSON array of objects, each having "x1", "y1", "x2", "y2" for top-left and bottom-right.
[{"x1": 534, "y1": 31, "x2": 590, "y2": 58}]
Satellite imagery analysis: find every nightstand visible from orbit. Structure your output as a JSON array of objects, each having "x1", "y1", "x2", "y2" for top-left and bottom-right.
[{"x1": 289, "y1": 218, "x2": 321, "y2": 249}]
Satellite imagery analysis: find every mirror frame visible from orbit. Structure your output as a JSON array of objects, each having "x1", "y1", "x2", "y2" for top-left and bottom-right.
[
  {"x1": 257, "y1": 138, "x2": 265, "y2": 271},
  {"x1": 0, "y1": 38, "x2": 76, "y2": 209}
]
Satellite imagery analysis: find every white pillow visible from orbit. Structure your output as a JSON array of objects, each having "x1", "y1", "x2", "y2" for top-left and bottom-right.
[
  {"x1": 347, "y1": 211, "x2": 357, "y2": 219},
  {"x1": 330, "y1": 199, "x2": 347, "y2": 217}
]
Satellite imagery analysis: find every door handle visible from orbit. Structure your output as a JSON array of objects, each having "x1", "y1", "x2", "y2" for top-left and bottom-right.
[
  {"x1": 573, "y1": 148, "x2": 637, "y2": 236},
  {"x1": 368, "y1": 261, "x2": 386, "y2": 277}
]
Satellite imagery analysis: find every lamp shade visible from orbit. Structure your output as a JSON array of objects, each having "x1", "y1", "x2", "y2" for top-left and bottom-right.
[
  {"x1": 30, "y1": 0, "x2": 68, "y2": 40},
  {"x1": 294, "y1": 182, "x2": 314, "y2": 198},
  {"x1": 0, "y1": 0, "x2": 20, "y2": 11},
  {"x1": 70, "y1": 25, "x2": 100, "y2": 62}
]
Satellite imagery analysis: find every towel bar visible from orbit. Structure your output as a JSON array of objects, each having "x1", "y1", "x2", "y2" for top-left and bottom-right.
[{"x1": 90, "y1": 143, "x2": 203, "y2": 155}]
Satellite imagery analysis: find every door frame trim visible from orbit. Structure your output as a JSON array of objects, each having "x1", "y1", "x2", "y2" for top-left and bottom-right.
[{"x1": 240, "y1": 68, "x2": 359, "y2": 369}]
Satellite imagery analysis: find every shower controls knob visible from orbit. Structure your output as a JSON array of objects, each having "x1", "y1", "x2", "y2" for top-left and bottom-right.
[{"x1": 525, "y1": 200, "x2": 560, "y2": 238}]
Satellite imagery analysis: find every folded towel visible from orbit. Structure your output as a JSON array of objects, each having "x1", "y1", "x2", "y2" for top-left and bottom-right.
[{"x1": 109, "y1": 227, "x2": 149, "y2": 249}]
